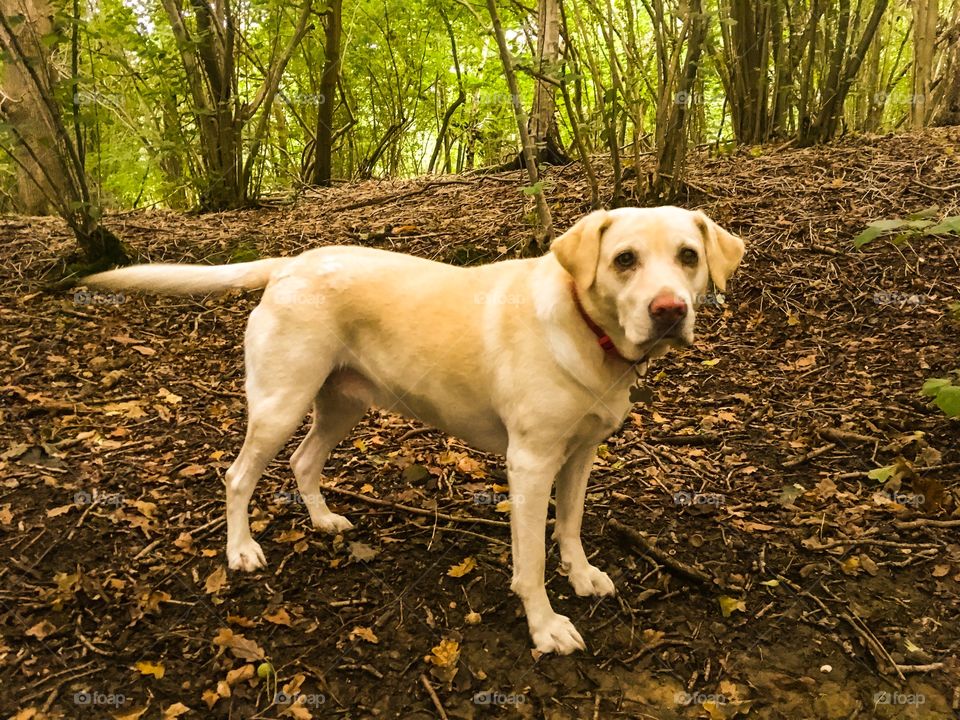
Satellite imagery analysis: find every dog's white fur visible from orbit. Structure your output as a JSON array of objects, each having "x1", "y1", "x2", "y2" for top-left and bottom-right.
[{"x1": 84, "y1": 206, "x2": 744, "y2": 654}]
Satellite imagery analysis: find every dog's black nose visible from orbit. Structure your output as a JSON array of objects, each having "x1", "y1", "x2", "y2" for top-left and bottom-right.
[{"x1": 649, "y1": 292, "x2": 687, "y2": 332}]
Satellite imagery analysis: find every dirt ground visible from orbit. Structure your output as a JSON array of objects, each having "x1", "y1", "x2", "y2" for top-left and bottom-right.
[{"x1": 1, "y1": 128, "x2": 959, "y2": 719}]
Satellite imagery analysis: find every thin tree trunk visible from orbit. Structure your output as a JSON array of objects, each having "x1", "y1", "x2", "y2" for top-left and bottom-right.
[
  {"x1": 485, "y1": 0, "x2": 553, "y2": 248},
  {"x1": 312, "y1": 0, "x2": 341, "y2": 185},
  {"x1": 912, "y1": 0, "x2": 938, "y2": 127}
]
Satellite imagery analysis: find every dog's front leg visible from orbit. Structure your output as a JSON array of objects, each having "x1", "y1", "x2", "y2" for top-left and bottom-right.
[
  {"x1": 507, "y1": 444, "x2": 586, "y2": 655},
  {"x1": 554, "y1": 444, "x2": 615, "y2": 597}
]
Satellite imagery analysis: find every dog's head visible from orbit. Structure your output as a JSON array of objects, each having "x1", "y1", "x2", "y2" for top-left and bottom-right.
[{"x1": 551, "y1": 206, "x2": 744, "y2": 361}]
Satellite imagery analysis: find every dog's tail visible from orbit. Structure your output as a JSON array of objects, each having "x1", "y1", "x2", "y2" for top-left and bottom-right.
[{"x1": 81, "y1": 258, "x2": 289, "y2": 296}]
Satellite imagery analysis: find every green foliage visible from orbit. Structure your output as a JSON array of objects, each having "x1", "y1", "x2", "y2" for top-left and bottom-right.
[
  {"x1": 853, "y1": 207, "x2": 960, "y2": 248},
  {"x1": 0, "y1": 0, "x2": 948, "y2": 211},
  {"x1": 921, "y1": 374, "x2": 960, "y2": 418}
]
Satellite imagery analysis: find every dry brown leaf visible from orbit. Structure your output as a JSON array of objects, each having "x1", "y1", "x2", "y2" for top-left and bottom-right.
[
  {"x1": 447, "y1": 556, "x2": 476, "y2": 578},
  {"x1": 349, "y1": 626, "x2": 379, "y2": 644},
  {"x1": 161, "y1": 703, "x2": 190, "y2": 719},
  {"x1": 264, "y1": 608, "x2": 292, "y2": 626},
  {"x1": 135, "y1": 660, "x2": 165, "y2": 678},
  {"x1": 212, "y1": 628, "x2": 265, "y2": 661},
  {"x1": 204, "y1": 566, "x2": 228, "y2": 594},
  {"x1": 25, "y1": 620, "x2": 56, "y2": 639}
]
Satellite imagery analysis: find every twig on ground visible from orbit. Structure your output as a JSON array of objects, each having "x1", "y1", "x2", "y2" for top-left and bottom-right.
[
  {"x1": 420, "y1": 673, "x2": 449, "y2": 720},
  {"x1": 609, "y1": 519, "x2": 736, "y2": 591},
  {"x1": 782, "y1": 443, "x2": 836, "y2": 468},
  {"x1": 322, "y1": 484, "x2": 509, "y2": 528}
]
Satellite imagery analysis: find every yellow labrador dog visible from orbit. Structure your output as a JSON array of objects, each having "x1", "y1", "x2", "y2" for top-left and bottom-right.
[{"x1": 84, "y1": 207, "x2": 744, "y2": 655}]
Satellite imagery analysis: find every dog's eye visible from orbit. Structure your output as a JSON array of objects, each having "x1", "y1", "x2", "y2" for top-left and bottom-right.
[
  {"x1": 679, "y1": 248, "x2": 699, "y2": 266},
  {"x1": 614, "y1": 251, "x2": 636, "y2": 270}
]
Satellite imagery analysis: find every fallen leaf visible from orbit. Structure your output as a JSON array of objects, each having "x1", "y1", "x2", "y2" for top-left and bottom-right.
[
  {"x1": 718, "y1": 596, "x2": 746, "y2": 618},
  {"x1": 161, "y1": 702, "x2": 190, "y2": 719},
  {"x1": 226, "y1": 664, "x2": 255, "y2": 685},
  {"x1": 202, "y1": 688, "x2": 221, "y2": 709},
  {"x1": 264, "y1": 608, "x2": 292, "y2": 626},
  {"x1": 25, "y1": 620, "x2": 56, "y2": 639},
  {"x1": 205, "y1": 566, "x2": 228, "y2": 594},
  {"x1": 348, "y1": 541, "x2": 378, "y2": 562},
  {"x1": 277, "y1": 529, "x2": 305, "y2": 543},
  {"x1": 447, "y1": 556, "x2": 476, "y2": 578},
  {"x1": 135, "y1": 660, "x2": 165, "y2": 679},
  {"x1": 211, "y1": 628, "x2": 265, "y2": 661},
  {"x1": 113, "y1": 708, "x2": 148, "y2": 720},
  {"x1": 349, "y1": 626, "x2": 379, "y2": 644}
]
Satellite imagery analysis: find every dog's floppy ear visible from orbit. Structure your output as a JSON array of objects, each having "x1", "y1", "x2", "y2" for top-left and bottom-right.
[
  {"x1": 696, "y1": 211, "x2": 745, "y2": 292},
  {"x1": 551, "y1": 210, "x2": 611, "y2": 289}
]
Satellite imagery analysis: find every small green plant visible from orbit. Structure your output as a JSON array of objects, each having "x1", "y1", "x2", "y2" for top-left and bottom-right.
[
  {"x1": 853, "y1": 206, "x2": 960, "y2": 248},
  {"x1": 921, "y1": 373, "x2": 960, "y2": 418}
]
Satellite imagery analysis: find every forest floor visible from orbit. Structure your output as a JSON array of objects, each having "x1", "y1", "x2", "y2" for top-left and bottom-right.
[{"x1": 1, "y1": 128, "x2": 959, "y2": 720}]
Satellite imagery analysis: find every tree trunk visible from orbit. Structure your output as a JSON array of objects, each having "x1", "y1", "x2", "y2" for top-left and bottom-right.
[
  {"x1": 485, "y1": 0, "x2": 553, "y2": 249},
  {"x1": 933, "y1": 4, "x2": 960, "y2": 126},
  {"x1": 912, "y1": 0, "x2": 938, "y2": 127},
  {"x1": 529, "y1": 0, "x2": 568, "y2": 165},
  {"x1": 0, "y1": 0, "x2": 62, "y2": 214},
  {"x1": 312, "y1": 0, "x2": 342, "y2": 186},
  {"x1": 648, "y1": 0, "x2": 708, "y2": 199}
]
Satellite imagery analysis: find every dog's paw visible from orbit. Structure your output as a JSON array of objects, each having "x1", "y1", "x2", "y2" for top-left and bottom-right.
[
  {"x1": 530, "y1": 613, "x2": 586, "y2": 655},
  {"x1": 568, "y1": 564, "x2": 616, "y2": 597},
  {"x1": 313, "y1": 512, "x2": 353, "y2": 534},
  {"x1": 227, "y1": 539, "x2": 266, "y2": 571}
]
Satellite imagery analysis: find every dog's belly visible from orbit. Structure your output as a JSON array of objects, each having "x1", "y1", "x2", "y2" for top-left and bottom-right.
[{"x1": 373, "y1": 385, "x2": 509, "y2": 455}]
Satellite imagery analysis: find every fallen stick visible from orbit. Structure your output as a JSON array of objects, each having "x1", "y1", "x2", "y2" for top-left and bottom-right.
[
  {"x1": 609, "y1": 519, "x2": 730, "y2": 590},
  {"x1": 782, "y1": 443, "x2": 836, "y2": 468},
  {"x1": 420, "y1": 674, "x2": 449, "y2": 720},
  {"x1": 894, "y1": 518, "x2": 960, "y2": 529},
  {"x1": 322, "y1": 484, "x2": 510, "y2": 528}
]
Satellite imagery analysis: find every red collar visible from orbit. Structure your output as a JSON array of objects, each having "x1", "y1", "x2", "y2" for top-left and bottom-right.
[{"x1": 570, "y1": 285, "x2": 634, "y2": 364}]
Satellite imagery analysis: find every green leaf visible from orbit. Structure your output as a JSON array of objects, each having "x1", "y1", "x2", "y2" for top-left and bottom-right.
[
  {"x1": 907, "y1": 205, "x2": 939, "y2": 220},
  {"x1": 521, "y1": 181, "x2": 543, "y2": 196},
  {"x1": 853, "y1": 226, "x2": 882, "y2": 248},
  {"x1": 866, "y1": 219, "x2": 908, "y2": 231},
  {"x1": 924, "y1": 217, "x2": 960, "y2": 236},
  {"x1": 933, "y1": 386, "x2": 960, "y2": 418},
  {"x1": 867, "y1": 465, "x2": 895, "y2": 482},
  {"x1": 921, "y1": 378, "x2": 952, "y2": 397}
]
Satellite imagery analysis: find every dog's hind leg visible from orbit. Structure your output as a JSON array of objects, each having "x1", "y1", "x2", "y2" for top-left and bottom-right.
[
  {"x1": 225, "y1": 308, "x2": 329, "y2": 572},
  {"x1": 290, "y1": 371, "x2": 369, "y2": 533}
]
